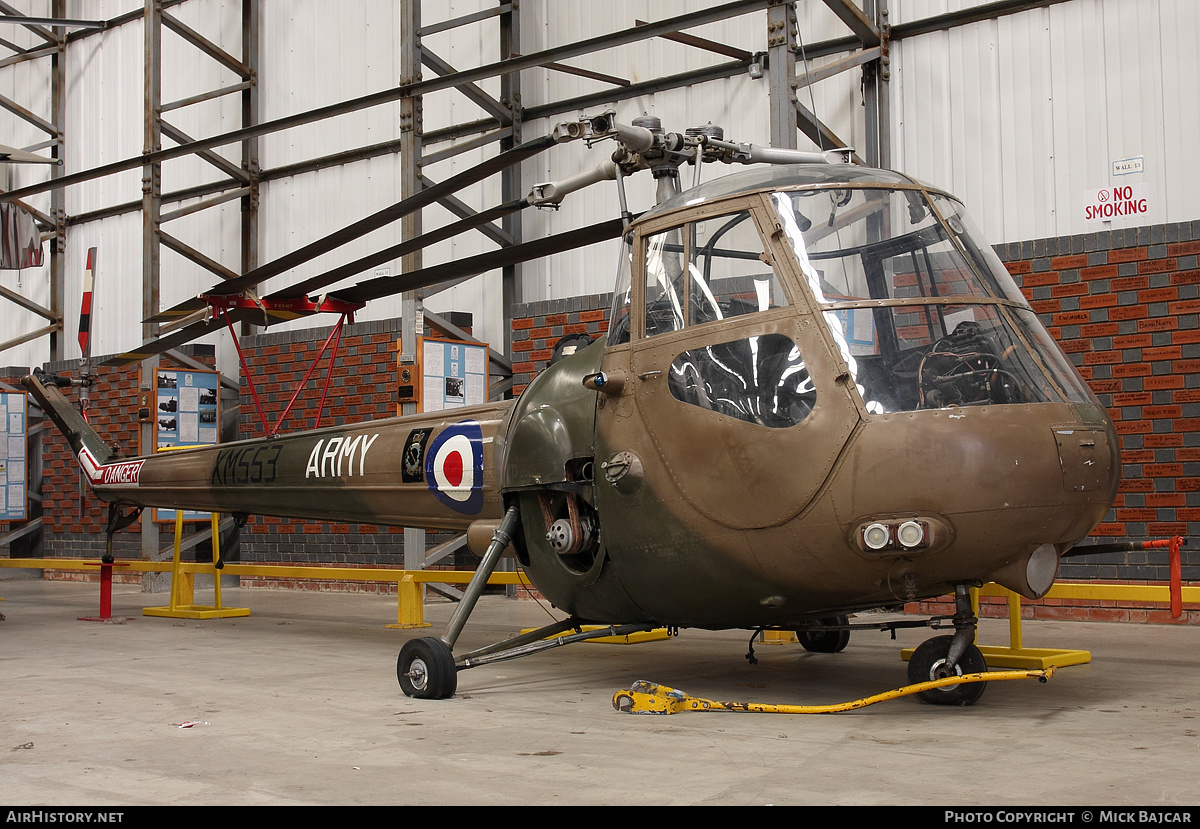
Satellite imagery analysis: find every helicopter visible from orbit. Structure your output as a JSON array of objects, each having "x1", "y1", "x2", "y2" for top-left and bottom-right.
[{"x1": 23, "y1": 112, "x2": 1120, "y2": 706}]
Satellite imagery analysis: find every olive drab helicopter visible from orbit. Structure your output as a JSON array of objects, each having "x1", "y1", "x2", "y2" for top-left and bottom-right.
[{"x1": 24, "y1": 112, "x2": 1120, "y2": 706}]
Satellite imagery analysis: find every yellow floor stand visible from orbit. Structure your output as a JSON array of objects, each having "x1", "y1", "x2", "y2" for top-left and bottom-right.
[
  {"x1": 901, "y1": 586, "x2": 1091, "y2": 669},
  {"x1": 143, "y1": 512, "x2": 250, "y2": 620}
]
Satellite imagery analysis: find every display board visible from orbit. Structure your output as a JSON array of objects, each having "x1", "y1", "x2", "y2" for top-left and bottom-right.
[
  {"x1": 419, "y1": 338, "x2": 489, "y2": 411},
  {"x1": 0, "y1": 390, "x2": 27, "y2": 521},
  {"x1": 154, "y1": 368, "x2": 219, "y2": 522}
]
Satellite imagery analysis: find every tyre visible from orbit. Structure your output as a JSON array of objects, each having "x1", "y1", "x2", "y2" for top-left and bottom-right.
[
  {"x1": 907, "y1": 634, "x2": 987, "y2": 706},
  {"x1": 397, "y1": 637, "x2": 458, "y2": 699},
  {"x1": 797, "y1": 615, "x2": 851, "y2": 653}
]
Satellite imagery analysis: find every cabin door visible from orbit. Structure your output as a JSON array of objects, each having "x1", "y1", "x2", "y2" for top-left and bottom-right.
[{"x1": 595, "y1": 203, "x2": 858, "y2": 530}]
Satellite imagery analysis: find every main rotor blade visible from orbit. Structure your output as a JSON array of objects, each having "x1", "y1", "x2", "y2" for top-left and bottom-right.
[
  {"x1": 328, "y1": 218, "x2": 627, "y2": 305},
  {"x1": 116, "y1": 218, "x2": 625, "y2": 366},
  {"x1": 264, "y1": 198, "x2": 528, "y2": 302},
  {"x1": 146, "y1": 134, "x2": 557, "y2": 323},
  {"x1": 100, "y1": 314, "x2": 236, "y2": 367}
]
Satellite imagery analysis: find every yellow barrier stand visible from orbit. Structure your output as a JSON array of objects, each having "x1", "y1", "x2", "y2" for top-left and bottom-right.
[
  {"x1": 901, "y1": 581, "x2": 1200, "y2": 669},
  {"x1": 900, "y1": 585, "x2": 1092, "y2": 669},
  {"x1": 388, "y1": 574, "x2": 430, "y2": 629},
  {"x1": 0, "y1": 556, "x2": 533, "y2": 627},
  {"x1": 968, "y1": 586, "x2": 1091, "y2": 670},
  {"x1": 143, "y1": 511, "x2": 250, "y2": 620}
]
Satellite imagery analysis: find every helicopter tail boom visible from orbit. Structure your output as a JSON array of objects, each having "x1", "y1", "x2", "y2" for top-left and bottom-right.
[
  {"x1": 23, "y1": 369, "x2": 118, "y2": 477},
  {"x1": 23, "y1": 368, "x2": 513, "y2": 529}
]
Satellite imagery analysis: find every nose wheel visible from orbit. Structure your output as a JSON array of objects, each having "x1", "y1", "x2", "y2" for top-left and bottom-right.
[
  {"x1": 397, "y1": 637, "x2": 457, "y2": 699},
  {"x1": 907, "y1": 634, "x2": 988, "y2": 706}
]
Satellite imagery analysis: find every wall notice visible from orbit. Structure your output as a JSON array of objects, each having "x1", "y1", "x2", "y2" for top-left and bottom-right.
[
  {"x1": 1084, "y1": 184, "x2": 1149, "y2": 223},
  {"x1": 0, "y1": 390, "x2": 26, "y2": 521},
  {"x1": 155, "y1": 368, "x2": 220, "y2": 522},
  {"x1": 420, "y1": 338, "x2": 489, "y2": 412}
]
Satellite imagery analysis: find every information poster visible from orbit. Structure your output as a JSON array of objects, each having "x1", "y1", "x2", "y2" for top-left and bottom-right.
[
  {"x1": 420, "y1": 338, "x2": 489, "y2": 411},
  {"x1": 154, "y1": 368, "x2": 219, "y2": 522},
  {"x1": 0, "y1": 390, "x2": 27, "y2": 521}
]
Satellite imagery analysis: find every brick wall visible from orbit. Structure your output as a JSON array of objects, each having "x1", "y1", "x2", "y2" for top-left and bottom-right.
[
  {"x1": 232, "y1": 318, "x2": 469, "y2": 581},
  {"x1": 233, "y1": 319, "x2": 411, "y2": 570},
  {"x1": 511, "y1": 293, "x2": 611, "y2": 395}
]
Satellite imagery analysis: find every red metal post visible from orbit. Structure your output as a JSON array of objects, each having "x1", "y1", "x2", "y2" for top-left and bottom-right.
[
  {"x1": 1169, "y1": 536, "x2": 1184, "y2": 619},
  {"x1": 223, "y1": 308, "x2": 270, "y2": 433}
]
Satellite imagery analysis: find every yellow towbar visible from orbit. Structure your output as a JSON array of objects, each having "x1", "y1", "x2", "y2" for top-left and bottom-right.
[{"x1": 613, "y1": 667, "x2": 1056, "y2": 715}]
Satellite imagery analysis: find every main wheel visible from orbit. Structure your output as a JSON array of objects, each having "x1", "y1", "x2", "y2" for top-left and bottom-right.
[
  {"x1": 907, "y1": 634, "x2": 987, "y2": 706},
  {"x1": 397, "y1": 637, "x2": 458, "y2": 699},
  {"x1": 797, "y1": 615, "x2": 851, "y2": 653}
]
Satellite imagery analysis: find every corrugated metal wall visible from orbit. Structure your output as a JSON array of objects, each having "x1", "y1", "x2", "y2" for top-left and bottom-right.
[
  {"x1": 891, "y1": 0, "x2": 1199, "y2": 244},
  {"x1": 0, "y1": 0, "x2": 1195, "y2": 374}
]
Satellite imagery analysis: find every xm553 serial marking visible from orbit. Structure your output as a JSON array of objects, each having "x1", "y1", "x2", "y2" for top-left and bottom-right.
[{"x1": 211, "y1": 444, "x2": 282, "y2": 486}]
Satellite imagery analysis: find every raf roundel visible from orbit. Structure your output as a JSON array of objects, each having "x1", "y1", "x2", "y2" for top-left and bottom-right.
[{"x1": 425, "y1": 420, "x2": 485, "y2": 515}]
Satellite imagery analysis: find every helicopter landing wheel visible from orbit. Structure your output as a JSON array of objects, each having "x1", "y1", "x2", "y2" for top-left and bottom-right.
[
  {"x1": 397, "y1": 637, "x2": 457, "y2": 699},
  {"x1": 907, "y1": 634, "x2": 987, "y2": 706},
  {"x1": 797, "y1": 615, "x2": 850, "y2": 653}
]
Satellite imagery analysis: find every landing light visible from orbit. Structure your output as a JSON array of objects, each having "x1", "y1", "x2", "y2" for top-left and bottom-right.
[
  {"x1": 863, "y1": 523, "x2": 891, "y2": 550},
  {"x1": 897, "y1": 520, "x2": 925, "y2": 549}
]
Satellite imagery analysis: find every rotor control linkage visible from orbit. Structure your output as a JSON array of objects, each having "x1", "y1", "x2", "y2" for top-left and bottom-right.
[{"x1": 613, "y1": 669, "x2": 1055, "y2": 716}]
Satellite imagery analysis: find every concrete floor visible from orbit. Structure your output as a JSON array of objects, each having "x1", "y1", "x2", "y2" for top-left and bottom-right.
[{"x1": 2, "y1": 573, "x2": 1198, "y2": 806}]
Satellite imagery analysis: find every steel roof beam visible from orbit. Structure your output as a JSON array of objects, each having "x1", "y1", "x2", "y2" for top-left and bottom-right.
[
  {"x1": 161, "y1": 10, "x2": 249, "y2": 77},
  {"x1": 161, "y1": 80, "x2": 251, "y2": 114},
  {"x1": 0, "y1": 322, "x2": 60, "y2": 354},
  {"x1": 0, "y1": 2, "x2": 58, "y2": 46},
  {"x1": 159, "y1": 231, "x2": 240, "y2": 282},
  {"x1": 796, "y1": 45, "x2": 881, "y2": 89},
  {"x1": 634, "y1": 18, "x2": 752, "y2": 60},
  {"x1": 890, "y1": 0, "x2": 1076, "y2": 40},
  {"x1": 536, "y1": 59, "x2": 629, "y2": 88},
  {"x1": 420, "y1": 127, "x2": 512, "y2": 167},
  {"x1": 0, "y1": 282, "x2": 56, "y2": 321},
  {"x1": 795, "y1": 100, "x2": 863, "y2": 165},
  {"x1": 0, "y1": 89, "x2": 57, "y2": 135},
  {"x1": 159, "y1": 186, "x2": 250, "y2": 223},
  {"x1": 418, "y1": 4, "x2": 509, "y2": 37},
  {"x1": 819, "y1": 0, "x2": 881, "y2": 47},
  {"x1": 422, "y1": 48, "x2": 512, "y2": 125},
  {"x1": 420, "y1": 176, "x2": 516, "y2": 248},
  {"x1": 1, "y1": 0, "x2": 771, "y2": 203},
  {"x1": 160, "y1": 120, "x2": 250, "y2": 183},
  {"x1": 0, "y1": 43, "x2": 56, "y2": 68}
]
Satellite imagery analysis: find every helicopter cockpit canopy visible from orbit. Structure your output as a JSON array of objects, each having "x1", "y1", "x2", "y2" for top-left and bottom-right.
[
  {"x1": 770, "y1": 181, "x2": 1096, "y2": 414},
  {"x1": 608, "y1": 165, "x2": 1096, "y2": 421}
]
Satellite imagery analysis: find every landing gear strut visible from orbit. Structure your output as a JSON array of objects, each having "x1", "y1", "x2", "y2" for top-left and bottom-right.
[
  {"x1": 396, "y1": 505, "x2": 521, "y2": 699},
  {"x1": 907, "y1": 584, "x2": 988, "y2": 706}
]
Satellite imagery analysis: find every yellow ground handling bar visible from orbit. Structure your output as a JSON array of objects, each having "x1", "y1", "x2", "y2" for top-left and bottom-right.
[{"x1": 613, "y1": 670, "x2": 1055, "y2": 715}]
